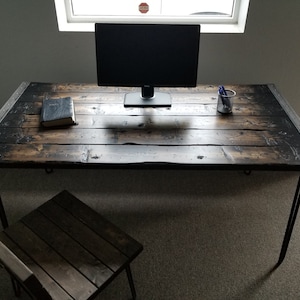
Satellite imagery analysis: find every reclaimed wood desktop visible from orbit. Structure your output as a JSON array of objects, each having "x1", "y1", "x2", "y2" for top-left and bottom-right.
[{"x1": 0, "y1": 82, "x2": 300, "y2": 266}]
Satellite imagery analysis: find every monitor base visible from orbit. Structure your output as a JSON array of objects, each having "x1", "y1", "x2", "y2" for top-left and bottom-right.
[{"x1": 124, "y1": 92, "x2": 172, "y2": 108}]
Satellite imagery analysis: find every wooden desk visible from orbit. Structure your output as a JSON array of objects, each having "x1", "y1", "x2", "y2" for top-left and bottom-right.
[
  {"x1": 0, "y1": 82, "x2": 300, "y2": 265},
  {"x1": 0, "y1": 82, "x2": 299, "y2": 170}
]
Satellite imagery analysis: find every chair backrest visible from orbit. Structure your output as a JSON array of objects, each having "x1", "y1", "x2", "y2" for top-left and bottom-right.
[{"x1": 0, "y1": 241, "x2": 52, "y2": 300}]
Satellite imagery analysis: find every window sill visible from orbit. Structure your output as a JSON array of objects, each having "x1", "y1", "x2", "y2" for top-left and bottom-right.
[
  {"x1": 54, "y1": 0, "x2": 249, "y2": 33},
  {"x1": 56, "y1": 20, "x2": 247, "y2": 33}
]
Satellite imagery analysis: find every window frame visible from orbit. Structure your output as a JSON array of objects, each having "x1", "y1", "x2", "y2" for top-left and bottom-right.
[{"x1": 53, "y1": 0, "x2": 250, "y2": 33}]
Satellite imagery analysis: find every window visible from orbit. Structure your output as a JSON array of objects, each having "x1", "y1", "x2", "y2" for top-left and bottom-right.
[{"x1": 54, "y1": 0, "x2": 250, "y2": 33}]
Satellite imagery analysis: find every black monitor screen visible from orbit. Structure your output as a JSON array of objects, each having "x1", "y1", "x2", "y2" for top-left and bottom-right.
[{"x1": 95, "y1": 23, "x2": 200, "y2": 107}]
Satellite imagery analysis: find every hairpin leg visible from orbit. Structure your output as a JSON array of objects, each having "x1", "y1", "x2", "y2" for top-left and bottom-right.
[
  {"x1": 126, "y1": 266, "x2": 137, "y2": 300},
  {"x1": 277, "y1": 175, "x2": 300, "y2": 266},
  {"x1": 10, "y1": 277, "x2": 21, "y2": 297}
]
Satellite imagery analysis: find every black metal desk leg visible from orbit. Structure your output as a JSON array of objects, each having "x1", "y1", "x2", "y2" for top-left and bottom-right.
[
  {"x1": 277, "y1": 175, "x2": 300, "y2": 266},
  {"x1": 0, "y1": 196, "x2": 9, "y2": 229},
  {"x1": 126, "y1": 266, "x2": 137, "y2": 300}
]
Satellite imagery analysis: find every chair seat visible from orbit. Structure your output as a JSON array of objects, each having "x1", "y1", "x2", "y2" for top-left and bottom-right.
[{"x1": 0, "y1": 190, "x2": 143, "y2": 299}]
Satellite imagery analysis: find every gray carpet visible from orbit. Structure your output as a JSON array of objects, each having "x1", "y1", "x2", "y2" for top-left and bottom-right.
[{"x1": 0, "y1": 168, "x2": 300, "y2": 299}]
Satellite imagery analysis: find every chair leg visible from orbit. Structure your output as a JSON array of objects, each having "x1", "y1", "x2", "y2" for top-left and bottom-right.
[
  {"x1": 126, "y1": 266, "x2": 137, "y2": 300},
  {"x1": 10, "y1": 276, "x2": 21, "y2": 297},
  {"x1": 0, "y1": 196, "x2": 22, "y2": 297}
]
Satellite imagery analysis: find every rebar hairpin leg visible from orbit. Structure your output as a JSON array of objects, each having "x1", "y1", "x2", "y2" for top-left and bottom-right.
[{"x1": 277, "y1": 175, "x2": 300, "y2": 266}]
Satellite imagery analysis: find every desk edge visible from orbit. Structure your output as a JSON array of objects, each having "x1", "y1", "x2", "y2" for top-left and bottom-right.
[
  {"x1": 0, "y1": 82, "x2": 30, "y2": 123},
  {"x1": 268, "y1": 83, "x2": 300, "y2": 133}
]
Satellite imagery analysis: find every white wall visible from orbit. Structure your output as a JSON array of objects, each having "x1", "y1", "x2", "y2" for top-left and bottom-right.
[{"x1": 0, "y1": 0, "x2": 299, "y2": 115}]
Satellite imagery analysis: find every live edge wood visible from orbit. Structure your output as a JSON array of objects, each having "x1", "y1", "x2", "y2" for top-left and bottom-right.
[{"x1": 0, "y1": 82, "x2": 299, "y2": 170}]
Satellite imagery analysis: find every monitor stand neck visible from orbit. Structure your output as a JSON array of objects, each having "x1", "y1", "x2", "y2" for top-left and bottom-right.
[
  {"x1": 141, "y1": 85, "x2": 154, "y2": 99},
  {"x1": 124, "y1": 85, "x2": 172, "y2": 108}
]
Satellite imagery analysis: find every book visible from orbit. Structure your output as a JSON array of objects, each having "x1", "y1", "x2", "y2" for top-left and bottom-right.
[{"x1": 40, "y1": 97, "x2": 76, "y2": 127}]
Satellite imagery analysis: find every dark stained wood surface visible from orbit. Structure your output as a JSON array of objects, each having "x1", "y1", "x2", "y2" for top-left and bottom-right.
[
  {"x1": 0, "y1": 190, "x2": 143, "y2": 300},
  {"x1": 0, "y1": 82, "x2": 299, "y2": 170},
  {"x1": 0, "y1": 240, "x2": 52, "y2": 299}
]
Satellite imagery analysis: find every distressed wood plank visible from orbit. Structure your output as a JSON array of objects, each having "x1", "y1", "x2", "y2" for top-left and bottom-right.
[
  {"x1": 0, "y1": 190, "x2": 144, "y2": 299},
  {"x1": 4, "y1": 100, "x2": 285, "y2": 117},
  {"x1": 0, "y1": 240, "x2": 53, "y2": 300},
  {"x1": 51, "y1": 191, "x2": 143, "y2": 258},
  {"x1": 0, "y1": 82, "x2": 299, "y2": 170},
  {"x1": 0, "y1": 82, "x2": 30, "y2": 122},
  {"x1": 22, "y1": 210, "x2": 114, "y2": 288},
  {"x1": 0, "y1": 144, "x2": 299, "y2": 170},
  {"x1": 0, "y1": 144, "x2": 89, "y2": 164},
  {"x1": 4, "y1": 223, "x2": 97, "y2": 299},
  {"x1": 2, "y1": 114, "x2": 291, "y2": 131},
  {"x1": 0, "y1": 127, "x2": 289, "y2": 146},
  {"x1": 24, "y1": 82, "x2": 273, "y2": 94},
  {"x1": 37, "y1": 200, "x2": 128, "y2": 272},
  {"x1": 17, "y1": 91, "x2": 279, "y2": 105},
  {"x1": 0, "y1": 233, "x2": 72, "y2": 300}
]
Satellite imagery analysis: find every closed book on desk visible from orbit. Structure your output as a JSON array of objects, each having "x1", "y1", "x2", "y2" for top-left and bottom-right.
[{"x1": 40, "y1": 97, "x2": 76, "y2": 127}]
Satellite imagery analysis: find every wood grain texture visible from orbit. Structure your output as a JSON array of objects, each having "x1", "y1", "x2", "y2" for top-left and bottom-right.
[
  {"x1": 0, "y1": 190, "x2": 143, "y2": 300},
  {"x1": 0, "y1": 82, "x2": 299, "y2": 170}
]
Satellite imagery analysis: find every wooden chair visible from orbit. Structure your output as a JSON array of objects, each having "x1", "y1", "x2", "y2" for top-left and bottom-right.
[{"x1": 0, "y1": 190, "x2": 143, "y2": 299}]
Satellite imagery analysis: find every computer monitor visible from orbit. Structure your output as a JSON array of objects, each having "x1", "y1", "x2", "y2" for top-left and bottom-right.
[{"x1": 95, "y1": 23, "x2": 200, "y2": 107}]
